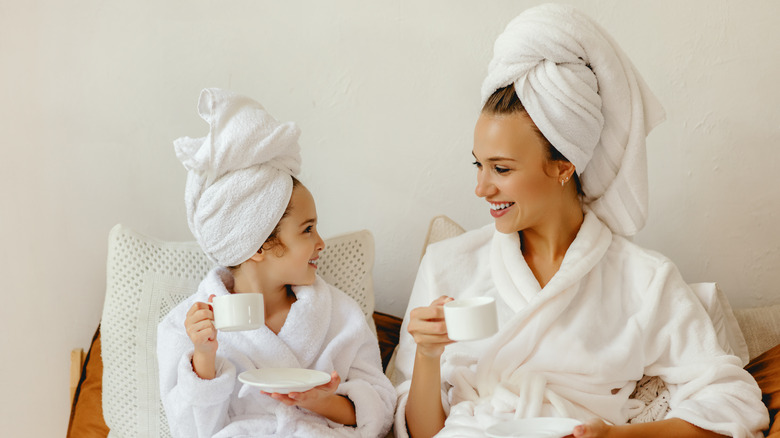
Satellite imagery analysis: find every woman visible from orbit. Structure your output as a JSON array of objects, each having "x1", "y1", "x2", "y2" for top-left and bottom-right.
[{"x1": 393, "y1": 4, "x2": 767, "y2": 438}]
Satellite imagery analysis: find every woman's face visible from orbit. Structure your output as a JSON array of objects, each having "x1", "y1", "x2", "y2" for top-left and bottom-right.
[{"x1": 472, "y1": 111, "x2": 564, "y2": 234}]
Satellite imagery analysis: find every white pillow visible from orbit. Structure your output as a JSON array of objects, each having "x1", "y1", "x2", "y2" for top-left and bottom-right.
[
  {"x1": 689, "y1": 282, "x2": 750, "y2": 366},
  {"x1": 101, "y1": 225, "x2": 211, "y2": 438}
]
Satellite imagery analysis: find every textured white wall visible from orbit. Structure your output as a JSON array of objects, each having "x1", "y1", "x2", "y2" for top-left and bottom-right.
[{"x1": 1, "y1": 1, "x2": 778, "y2": 435}]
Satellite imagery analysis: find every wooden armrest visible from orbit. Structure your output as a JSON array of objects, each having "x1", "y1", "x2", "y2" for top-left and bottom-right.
[
  {"x1": 373, "y1": 311, "x2": 403, "y2": 372},
  {"x1": 70, "y1": 348, "x2": 86, "y2": 405}
]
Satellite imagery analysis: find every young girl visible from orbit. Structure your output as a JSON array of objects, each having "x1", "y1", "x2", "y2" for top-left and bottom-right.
[{"x1": 157, "y1": 88, "x2": 395, "y2": 438}]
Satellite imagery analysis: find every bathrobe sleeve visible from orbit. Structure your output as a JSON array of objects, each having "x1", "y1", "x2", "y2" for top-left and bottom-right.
[
  {"x1": 157, "y1": 301, "x2": 237, "y2": 438},
  {"x1": 322, "y1": 287, "x2": 396, "y2": 438},
  {"x1": 640, "y1": 261, "x2": 768, "y2": 437},
  {"x1": 392, "y1": 252, "x2": 452, "y2": 437}
]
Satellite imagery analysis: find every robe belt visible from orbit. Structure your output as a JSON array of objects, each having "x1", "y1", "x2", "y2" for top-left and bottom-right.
[{"x1": 486, "y1": 370, "x2": 574, "y2": 419}]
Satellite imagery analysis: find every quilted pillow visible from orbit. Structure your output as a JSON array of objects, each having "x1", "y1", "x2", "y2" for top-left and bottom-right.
[{"x1": 100, "y1": 225, "x2": 210, "y2": 437}]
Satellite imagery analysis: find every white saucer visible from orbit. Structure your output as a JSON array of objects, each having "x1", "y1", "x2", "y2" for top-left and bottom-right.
[
  {"x1": 485, "y1": 418, "x2": 582, "y2": 438},
  {"x1": 238, "y1": 368, "x2": 331, "y2": 394}
]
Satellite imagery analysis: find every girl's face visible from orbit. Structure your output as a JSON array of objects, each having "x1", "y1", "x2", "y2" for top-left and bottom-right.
[
  {"x1": 264, "y1": 185, "x2": 325, "y2": 287},
  {"x1": 472, "y1": 111, "x2": 564, "y2": 234}
]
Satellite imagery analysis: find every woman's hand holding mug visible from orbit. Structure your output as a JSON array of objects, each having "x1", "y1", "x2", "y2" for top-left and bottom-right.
[{"x1": 407, "y1": 295, "x2": 455, "y2": 358}]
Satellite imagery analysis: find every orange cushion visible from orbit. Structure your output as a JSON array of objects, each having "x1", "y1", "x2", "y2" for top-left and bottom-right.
[
  {"x1": 745, "y1": 343, "x2": 780, "y2": 436},
  {"x1": 67, "y1": 326, "x2": 109, "y2": 438}
]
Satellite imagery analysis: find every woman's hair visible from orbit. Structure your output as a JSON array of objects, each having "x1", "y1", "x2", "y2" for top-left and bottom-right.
[
  {"x1": 482, "y1": 85, "x2": 584, "y2": 196},
  {"x1": 229, "y1": 176, "x2": 302, "y2": 268}
]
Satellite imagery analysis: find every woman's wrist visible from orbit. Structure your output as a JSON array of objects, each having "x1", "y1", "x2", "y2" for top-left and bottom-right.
[
  {"x1": 415, "y1": 344, "x2": 446, "y2": 360},
  {"x1": 599, "y1": 419, "x2": 725, "y2": 438},
  {"x1": 406, "y1": 348, "x2": 446, "y2": 438}
]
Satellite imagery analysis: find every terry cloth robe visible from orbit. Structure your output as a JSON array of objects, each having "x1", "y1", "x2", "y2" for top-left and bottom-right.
[
  {"x1": 158, "y1": 268, "x2": 395, "y2": 438},
  {"x1": 393, "y1": 211, "x2": 768, "y2": 438}
]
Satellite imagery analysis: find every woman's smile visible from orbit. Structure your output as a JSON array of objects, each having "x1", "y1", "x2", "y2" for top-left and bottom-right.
[{"x1": 489, "y1": 201, "x2": 515, "y2": 218}]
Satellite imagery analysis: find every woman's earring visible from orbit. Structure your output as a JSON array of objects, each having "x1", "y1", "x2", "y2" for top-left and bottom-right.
[{"x1": 560, "y1": 179, "x2": 565, "y2": 187}]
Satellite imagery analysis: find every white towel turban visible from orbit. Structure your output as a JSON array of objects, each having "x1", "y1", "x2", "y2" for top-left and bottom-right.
[
  {"x1": 481, "y1": 4, "x2": 666, "y2": 236},
  {"x1": 174, "y1": 88, "x2": 301, "y2": 266}
]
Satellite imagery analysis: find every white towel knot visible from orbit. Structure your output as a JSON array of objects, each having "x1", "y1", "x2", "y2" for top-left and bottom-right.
[
  {"x1": 175, "y1": 88, "x2": 302, "y2": 266},
  {"x1": 481, "y1": 4, "x2": 665, "y2": 236}
]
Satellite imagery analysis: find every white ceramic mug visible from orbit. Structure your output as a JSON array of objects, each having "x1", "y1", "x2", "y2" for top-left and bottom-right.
[
  {"x1": 443, "y1": 297, "x2": 498, "y2": 341},
  {"x1": 210, "y1": 293, "x2": 264, "y2": 332}
]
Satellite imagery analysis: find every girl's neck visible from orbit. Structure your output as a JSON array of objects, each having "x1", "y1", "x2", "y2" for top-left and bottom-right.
[{"x1": 231, "y1": 266, "x2": 295, "y2": 315}]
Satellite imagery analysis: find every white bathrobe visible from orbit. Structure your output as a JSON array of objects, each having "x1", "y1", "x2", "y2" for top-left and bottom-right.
[
  {"x1": 393, "y1": 212, "x2": 768, "y2": 437},
  {"x1": 158, "y1": 268, "x2": 395, "y2": 438}
]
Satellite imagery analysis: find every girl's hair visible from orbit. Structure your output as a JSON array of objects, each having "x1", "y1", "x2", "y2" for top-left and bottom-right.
[
  {"x1": 261, "y1": 176, "x2": 302, "y2": 255},
  {"x1": 482, "y1": 84, "x2": 584, "y2": 196},
  {"x1": 229, "y1": 176, "x2": 301, "y2": 269}
]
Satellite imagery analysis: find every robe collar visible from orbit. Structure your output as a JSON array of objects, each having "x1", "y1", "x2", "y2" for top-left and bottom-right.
[
  {"x1": 201, "y1": 269, "x2": 332, "y2": 369},
  {"x1": 489, "y1": 209, "x2": 612, "y2": 313}
]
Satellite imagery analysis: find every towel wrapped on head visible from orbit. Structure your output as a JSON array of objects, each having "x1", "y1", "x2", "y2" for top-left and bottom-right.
[
  {"x1": 174, "y1": 88, "x2": 301, "y2": 267},
  {"x1": 481, "y1": 3, "x2": 666, "y2": 236}
]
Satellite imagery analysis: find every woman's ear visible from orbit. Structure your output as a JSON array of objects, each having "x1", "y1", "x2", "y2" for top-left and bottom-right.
[{"x1": 557, "y1": 160, "x2": 577, "y2": 181}]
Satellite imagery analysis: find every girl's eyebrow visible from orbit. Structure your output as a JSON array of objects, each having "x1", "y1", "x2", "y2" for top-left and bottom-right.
[{"x1": 300, "y1": 218, "x2": 316, "y2": 227}]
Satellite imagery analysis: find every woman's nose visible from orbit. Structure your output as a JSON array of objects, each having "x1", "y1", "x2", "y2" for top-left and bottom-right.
[{"x1": 475, "y1": 172, "x2": 496, "y2": 198}]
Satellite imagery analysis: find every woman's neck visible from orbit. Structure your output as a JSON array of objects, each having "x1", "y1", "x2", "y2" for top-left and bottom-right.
[
  {"x1": 520, "y1": 200, "x2": 584, "y2": 287},
  {"x1": 522, "y1": 211, "x2": 583, "y2": 257}
]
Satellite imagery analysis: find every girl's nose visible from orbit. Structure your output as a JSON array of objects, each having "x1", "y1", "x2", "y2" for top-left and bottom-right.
[{"x1": 314, "y1": 231, "x2": 325, "y2": 251}]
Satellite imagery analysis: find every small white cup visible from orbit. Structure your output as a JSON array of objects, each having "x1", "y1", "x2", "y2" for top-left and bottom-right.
[
  {"x1": 210, "y1": 293, "x2": 264, "y2": 332},
  {"x1": 443, "y1": 297, "x2": 498, "y2": 341}
]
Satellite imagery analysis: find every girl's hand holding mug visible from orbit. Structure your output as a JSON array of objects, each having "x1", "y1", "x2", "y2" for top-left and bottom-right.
[{"x1": 185, "y1": 294, "x2": 218, "y2": 356}]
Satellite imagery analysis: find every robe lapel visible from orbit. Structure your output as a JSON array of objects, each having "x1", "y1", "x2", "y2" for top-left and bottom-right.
[
  {"x1": 277, "y1": 276, "x2": 332, "y2": 369},
  {"x1": 490, "y1": 231, "x2": 541, "y2": 311}
]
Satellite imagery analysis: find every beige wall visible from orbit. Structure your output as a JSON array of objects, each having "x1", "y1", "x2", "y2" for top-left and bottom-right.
[{"x1": 1, "y1": 0, "x2": 778, "y2": 435}]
